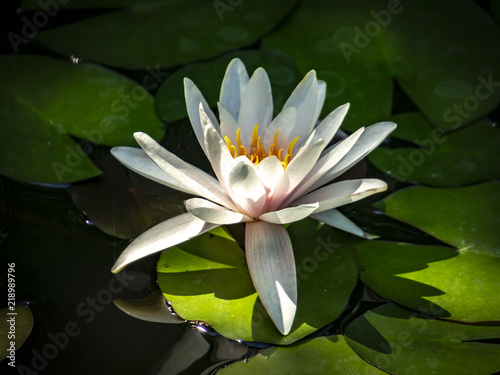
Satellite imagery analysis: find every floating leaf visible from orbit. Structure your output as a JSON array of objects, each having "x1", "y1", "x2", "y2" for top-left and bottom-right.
[
  {"x1": 0, "y1": 55, "x2": 164, "y2": 183},
  {"x1": 376, "y1": 181, "x2": 500, "y2": 256},
  {"x1": 33, "y1": 0, "x2": 299, "y2": 68},
  {"x1": 157, "y1": 219, "x2": 358, "y2": 345},
  {"x1": 368, "y1": 113, "x2": 500, "y2": 187},
  {"x1": 355, "y1": 182, "x2": 500, "y2": 322},
  {"x1": 220, "y1": 335, "x2": 386, "y2": 374},
  {"x1": 345, "y1": 303, "x2": 500, "y2": 375},
  {"x1": 0, "y1": 305, "x2": 34, "y2": 361},
  {"x1": 155, "y1": 50, "x2": 302, "y2": 122},
  {"x1": 263, "y1": 0, "x2": 500, "y2": 131},
  {"x1": 355, "y1": 241, "x2": 500, "y2": 322}
]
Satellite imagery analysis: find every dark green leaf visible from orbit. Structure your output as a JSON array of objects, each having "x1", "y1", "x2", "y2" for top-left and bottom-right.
[
  {"x1": 34, "y1": 0, "x2": 299, "y2": 68},
  {"x1": 369, "y1": 114, "x2": 500, "y2": 187},
  {"x1": 0, "y1": 55, "x2": 164, "y2": 183},
  {"x1": 263, "y1": 0, "x2": 500, "y2": 131}
]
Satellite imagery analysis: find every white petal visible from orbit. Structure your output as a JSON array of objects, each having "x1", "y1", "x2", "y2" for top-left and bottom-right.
[
  {"x1": 227, "y1": 158, "x2": 267, "y2": 217},
  {"x1": 269, "y1": 139, "x2": 324, "y2": 211},
  {"x1": 301, "y1": 103, "x2": 349, "y2": 153},
  {"x1": 238, "y1": 68, "x2": 273, "y2": 145},
  {"x1": 111, "y1": 213, "x2": 217, "y2": 273},
  {"x1": 254, "y1": 155, "x2": 284, "y2": 194},
  {"x1": 185, "y1": 198, "x2": 252, "y2": 224},
  {"x1": 307, "y1": 121, "x2": 397, "y2": 192},
  {"x1": 278, "y1": 70, "x2": 318, "y2": 148},
  {"x1": 259, "y1": 203, "x2": 319, "y2": 224},
  {"x1": 312, "y1": 209, "x2": 378, "y2": 239},
  {"x1": 133, "y1": 132, "x2": 236, "y2": 210},
  {"x1": 111, "y1": 146, "x2": 195, "y2": 195},
  {"x1": 184, "y1": 78, "x2": 220, "y2": 154},
  {"x1": 219, "y1": 58, "x2": 249, "y2": 121},
  {"x1": 311, "y1": 79, "x2": 326, "y2": 127},
  {"x1": 245, "y1": 221, "x2": 297, "y2": 335},
  {"x1": 284, "y1": 126, "x2": 364, "y2": 205},
  {"x1": 262, "y1": 106, "x2": 297, "y2": 149},
  {"x1": 218, "y1": 102, "x2": 239, "y2": 146},
  {"x1": 292, "y1": 179, "x2": 388, "y2": 213}
]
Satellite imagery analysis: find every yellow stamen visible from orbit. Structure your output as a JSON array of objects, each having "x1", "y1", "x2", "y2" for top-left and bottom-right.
[{"x1": 223, "y1": 125, "x2": 299, "y2": 169}]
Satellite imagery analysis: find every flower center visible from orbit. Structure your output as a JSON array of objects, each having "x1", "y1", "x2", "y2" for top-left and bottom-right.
[{"x1": 224, "y1": 124, "x2": 299, "y2": 169}]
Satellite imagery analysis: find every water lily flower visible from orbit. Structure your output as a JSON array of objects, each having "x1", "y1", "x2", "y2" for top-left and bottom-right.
[{"x1": 111, "y1": 58, "x2": 396, "y2": 336}]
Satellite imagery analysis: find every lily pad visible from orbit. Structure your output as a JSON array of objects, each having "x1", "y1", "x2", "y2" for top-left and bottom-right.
[
  {"x1": 71, "y1": 154, "x2": 191, "y2": 239},
  {"x1": 345, "y1": 303, "x2": 500, "y2": 375},
  {"x1": 355, "y1": 182, "x2": 500, "y2": 322},
  {"x1": 0, "y1": 305, "x2": 34, "y2": 361},
  {"x1": 219, "y1": 335, "x2": 386, "y2": 374},
  {"x1": 368, "y1": 113, "x2": 500, "y2": 187},
  {"x1": 157, "y1": 219, "x2": 358, "y2": 345},
  {"x1": 0, "y1": 54, "x2": 164, "y2": 183},
  {"x1": 355, "y1": 241, "x2": 500, "y2": 322},
  {"x1": 263, "y1": 0, "x2": 500, "y2": 131},
  {"x1": 376, "y1": 181, "x2": 500, "y2": 256},
  {"x1": 33, "y1": 0, "x2": 299, "y2": 68},
  {"x1": 155, "y1": 50, "x2": 302, "y2": 122}
]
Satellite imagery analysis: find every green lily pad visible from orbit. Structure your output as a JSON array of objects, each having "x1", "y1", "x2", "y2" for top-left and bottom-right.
[
  {"x1": 0, "y1": 305, "x2": 34, "y2": 361},
  {"x1": 368, "y1": 113, "x2": 500, "y2": 187},
  {"x1": 219, "y1": 335, "x2": 386, "y2": 375},
  {"x1": 355, "y1": 241, "x2": 500, "y2": 322},
  {"x1": 0, "y1": 54, "x2": 164, "y2": 183},
  {"x1": 155, "y1": 50, "x2": 302, "y2": 122},
  {"x1": 157, "y1": 219, "x2": 358, "y2": 345},
  {"x1": 377, "y1": 181, "x2": 500, "y2": 256},
  {"x1": 355, "y1": 182, "x2": 500, "y2": 322},
  {"x1": 345, "y1": 303, "x2": 500, "y2": 375},
  {"x1": 71, "y1": 154, "x2": 191, "y2": 239},
  {"x1": 33, "y1": 0, "x2": 298, "y2": 68},
  {"x1": 263, "y1": 0, "x2": 500, "y2": 131}
]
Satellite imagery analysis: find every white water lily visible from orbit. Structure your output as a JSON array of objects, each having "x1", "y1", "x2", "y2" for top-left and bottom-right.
[{"x1": 111, "y1": 58, "x2": 396, "y2": 335}]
